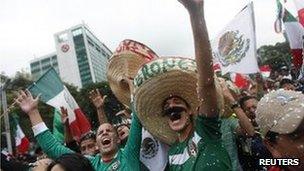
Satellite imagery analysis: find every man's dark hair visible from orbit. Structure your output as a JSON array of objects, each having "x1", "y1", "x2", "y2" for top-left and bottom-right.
[
  {"x1": 279, "y1": 78, "x2": 294, "y2": 88},
  {"x1": 239, "y1": 96, "x2": 257, "y2": 110},
  {"x1": 264, "y1": 131, "x2": 279, "y2": 144},
  {"x1": 47, "y1": 153, "x2": 94, "y2": 171},
  {"x1": 80, "y1": 131, "x2": 96, "y2": 143}
]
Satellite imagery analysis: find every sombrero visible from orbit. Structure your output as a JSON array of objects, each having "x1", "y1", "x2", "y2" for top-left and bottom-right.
[
  {"x1": 107, "y1": 39, "x2": 158, "y2": 107},
  {"x1": 133, "y1": 57, "x2": 224, "y2": 145}
]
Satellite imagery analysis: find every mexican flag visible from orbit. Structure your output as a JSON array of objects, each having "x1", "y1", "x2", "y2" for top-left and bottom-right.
[
  {"x1": 11, "y1": 116, "x2": 30, "y2": 154},
  {"x1": 230, "y1": 73, "x2": 250, "y2": 89},
  {"x1": 293, "y1": 0, "x2": 304, "y2": 27},
  {"x1": 277, "y1": 0, "x2": 304, "y2": 69},
  {"x1": 28, "y1": 68, "x2": 91, "y2": 141},
  {"x1": 52, "y1": 109, "x2": 65, "y2": 143},
  {"x1": 259, "y1": 65, "x2": 271, "y2": 78},
  {"x1": 211, "y1": 2, "x2": 259, "y2": 74}
]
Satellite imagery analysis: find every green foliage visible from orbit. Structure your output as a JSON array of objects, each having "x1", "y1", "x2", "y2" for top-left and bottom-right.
[
  {"x1": 258, "y1": 41, "x2": 292, "y2": 70},
  {"x1": 77, "y1": 82, "x2": 125, "y2": 130}
]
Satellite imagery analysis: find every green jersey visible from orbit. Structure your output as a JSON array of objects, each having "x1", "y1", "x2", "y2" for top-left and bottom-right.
[
  {"x1": 168, "y1": 115, "x2": 232, "y2": 171},
  {"x1": 34, "y1": 114, "x2": 142, "y2": 171},
  {"x1": 221, "y1": 117, "x2": 241, "y2": 171}
]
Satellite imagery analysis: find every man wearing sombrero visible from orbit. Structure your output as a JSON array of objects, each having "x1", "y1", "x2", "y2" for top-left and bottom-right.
[
  {"x1": 133, "y1": 0, "x2": 232, "y2": 170},
  {"x1": 107, "y1": 39, "x2": 170, "y2": 171}
]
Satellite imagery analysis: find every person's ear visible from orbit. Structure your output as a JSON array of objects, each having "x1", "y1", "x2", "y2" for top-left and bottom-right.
[{"x1": 263, "y1": 139, "x2": 282, "y2": 158}]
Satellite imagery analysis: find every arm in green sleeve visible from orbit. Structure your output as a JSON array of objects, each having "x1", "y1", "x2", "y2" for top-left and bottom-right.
[
  {"x1": 123, "y1": 113, "x2": 142, "y2": 160},
  {"x1": 35, "y1": 129, "x2": 74, "y2": 159}
]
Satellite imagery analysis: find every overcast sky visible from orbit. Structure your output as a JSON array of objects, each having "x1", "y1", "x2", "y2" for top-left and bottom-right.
[{"x1": 0, "y1": 0, "x2": 297, "y2": 76}]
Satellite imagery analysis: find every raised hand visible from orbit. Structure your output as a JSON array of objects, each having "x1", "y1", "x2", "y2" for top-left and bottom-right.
[
  {"x1": 218, "y1": 78, "x2": 235, "y2": 103},
  {"x1": 15, "y1": 90, "x2": 40, "y2": 114},
  {"x1": 89, "y1": 89, "x2": 107, "y2": 109},
  {"x1": 178, "y1": 0, "x2": 204, "y2": 12},
  {"x1": 60, "y1": 107, "x2": 69, "y2": 124}
]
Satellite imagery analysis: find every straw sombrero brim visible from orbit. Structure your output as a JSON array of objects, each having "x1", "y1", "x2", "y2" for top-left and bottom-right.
[
  {"x1": 134, "y1": 70, "x2": 199, "y2": 144},
  {"x1": 133, "y1": 57, "x2": 225, "y2": 145},
  {"x1": 107, "y1": 39, "x2": 158, "y2": 107},
  {"x1": 107, "y1": 54, "x2": 151, "y2": 107}
]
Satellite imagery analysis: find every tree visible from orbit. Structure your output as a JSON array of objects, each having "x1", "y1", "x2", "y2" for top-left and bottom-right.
[
  {"x1": 78, "y1": 82, "x2": 125, "y2": 130},
  {"x1": 258, "y1": 41, "x2": 292, "y2": 70}
]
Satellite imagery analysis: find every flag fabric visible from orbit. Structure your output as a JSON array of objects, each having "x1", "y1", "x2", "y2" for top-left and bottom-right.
[
  {"x1": 211, "y1": 2, "x2": 259, "y2": 75},
  {"x1": 28, "y1": 68, "x2": 91, "y2": 141},
  {"x1": 140, "y1": 129, "x2": 169, "y2": 171},
  {"x1": 259, "y1": 65, "x2": 271, "y2": 78},
  {"x1": 12, "y1": 117, "x2": 30, "y2": 154},
  {"x1": 230, "y1": 73, "x2": 250, "y2": 89},
  {"x1": 293, "y1": 0, "x2": 304, "y2": 27},
  {"x1": 277, "y1": 0, "x2": 304, "y2": 69},
  {"x1": 52, "y1": 109, "x2": 65, "y2": 143}
]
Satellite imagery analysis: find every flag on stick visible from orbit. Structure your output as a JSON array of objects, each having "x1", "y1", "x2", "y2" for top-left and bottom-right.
[
  {"x1": 212, "y1": 2, "x2": 259, "y2": 74},
  {"x1": 11, "y1": 116, "x2": 30, "y2": 154},
  {"x1": 28, "y1": 68, "x2": 91, "y2": 141},
  {"x1": 276, "y1": 0, "x2": 304, "y2": 69},
  {"x1": 293, "y1": 0, "x2": 304, "y2": 27}
]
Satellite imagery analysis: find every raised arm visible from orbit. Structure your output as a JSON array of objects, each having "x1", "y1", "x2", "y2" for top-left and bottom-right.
[
  {"x1": 89, "y1": 89, "x2": 108, "y2": 124},
  {"x1": 15, "y1": 90, "x2": 74, "y2": 159},
  {"x1": 179, "y1": 0, "x2": 218, "y2": 117},
  {"x1": 60, "y1": 107, "x2": 74, "y2": 143},
  {"x1": 220, "y1": 80, "x2": 255, "y2": 136}
]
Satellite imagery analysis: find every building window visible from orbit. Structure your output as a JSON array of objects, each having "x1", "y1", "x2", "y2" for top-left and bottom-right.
[
  {"x1": 30, "y1": 62, "x2": 40, "y2": 68},
  {"x1": 57, "y1": 33, "x2": 68, "y2": 43},
  {"x1": 41, "y1": 58, "x2": 50, "y2": 64},
  {"x1": 72, "y1": 28, "x2": 82, "y2": 37}
]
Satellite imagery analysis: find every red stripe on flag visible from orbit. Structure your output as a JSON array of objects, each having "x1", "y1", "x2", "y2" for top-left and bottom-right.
[
  {"x1": 69, "y1": 109, "x2": 92, "y2": 141},
  {"x1": 17, "y1": 137, "x2": 30, "y2": 154},
  {"x1": 234, "y1": 73, "x2": 249, "y2": 89},
  {"x1": 291, "y1": 49, "x2": 303, "y2": 69},
  {"x1": 299, "y1": 8, "x2": 304, "y2": 27}
]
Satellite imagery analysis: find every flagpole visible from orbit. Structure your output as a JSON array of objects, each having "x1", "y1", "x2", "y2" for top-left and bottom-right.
[
  {"x1": 0, "y1": 77, "x2": 13, "y2": 154},
  {"x1": 249, "y1": 1, "x2": 259, "y2": 70}
]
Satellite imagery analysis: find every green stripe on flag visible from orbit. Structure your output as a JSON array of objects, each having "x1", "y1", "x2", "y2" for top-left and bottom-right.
[
  {"x1": 283, "y1": 9, "x2": 297, "y2": 22},
  {"x1": 28, "y1": 68, "x2": 64, "y2": 102}
]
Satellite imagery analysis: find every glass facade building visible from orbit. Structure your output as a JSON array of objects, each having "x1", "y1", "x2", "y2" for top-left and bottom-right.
[
  {"x1": 30, "y1": 24, "x2": 112, "y2": 88},
  {"x1": 30, "y1": 53, "x2": 59, "y2": 80}
]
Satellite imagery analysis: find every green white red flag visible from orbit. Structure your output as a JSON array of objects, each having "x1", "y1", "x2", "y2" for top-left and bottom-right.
[
  {"x1": 11, "y1": 116, "x2": 30, "y2": 154},
  {"x1": 211, "y1": 2, "x2": 259, "y2": 74},
  {"x1": 276, "y1": 0, "x2": 304, "y2": 69},
  {"x1": 28, "y1": 68, "x2": 91, "y2": 141},
  {"x1": 293, "y1": 0, "x2": 304, "y2": 27}
]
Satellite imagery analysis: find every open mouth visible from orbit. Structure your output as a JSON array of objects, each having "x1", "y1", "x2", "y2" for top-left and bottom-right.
[
  {"x1": 102, "y1": 138, "x2": 111, "y2": 146},
  {"x1": 169, "y1": 112, "x2": 182, "y2": 121}
]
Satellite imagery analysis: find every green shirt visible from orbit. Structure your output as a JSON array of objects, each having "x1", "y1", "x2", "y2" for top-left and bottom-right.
[
  {"x1": 221, "y1": 117, "x2": 241, "y2": 171},
  {"x1": 168, "y1": 115, "x2": 232, "y2": 171},
  {"x1": 35, "y1": 114, "x2": 142, "y2": 171}
]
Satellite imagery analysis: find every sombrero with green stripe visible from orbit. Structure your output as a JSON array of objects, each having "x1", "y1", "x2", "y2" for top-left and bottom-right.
[
  {"x1": 133, "y1": 57, "x2": 224, "y2": 144},
  {"x1": 107, "y1": 39, "x2": 158, "y2": 107}
]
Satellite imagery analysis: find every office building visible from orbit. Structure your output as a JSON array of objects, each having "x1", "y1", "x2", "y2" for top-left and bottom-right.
[{"x1": 30, "y1": 24, "x2": 112, "y2": 88}]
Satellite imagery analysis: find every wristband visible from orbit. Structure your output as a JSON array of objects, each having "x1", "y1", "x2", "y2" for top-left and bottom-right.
[{"x1": 230, "y1": 101, "x2": 240, "y2": 109}]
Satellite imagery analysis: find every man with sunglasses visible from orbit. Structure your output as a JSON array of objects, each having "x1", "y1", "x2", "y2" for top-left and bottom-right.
[{"x1": 256, "y1": 89, "x2": 304, "y2": 170}]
